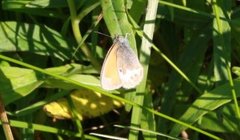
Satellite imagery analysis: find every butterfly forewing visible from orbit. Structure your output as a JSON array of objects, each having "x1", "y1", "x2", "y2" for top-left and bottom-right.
[{"x1": 100, "y1": 42, "x2": 122, "y2": 90}]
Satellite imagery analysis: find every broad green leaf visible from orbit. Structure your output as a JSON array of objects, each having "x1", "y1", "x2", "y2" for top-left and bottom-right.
[
  {"x1": 199, "y1": 103, "x2": 240, "y2": 134},
  {"x1": 0, "y1": 22, "x2": 77, "y2": 61},
  {"x1": 0, "y1": 66, "x2": 43, "y2": 105},
  {"x1": 42, "y1": 63, "x2": 101, "y2": 90},
  {"x1": 170, "y1": 79, "x2": 240, "y2": 136},
  {"x1": 0, "y1": 63, "x2": 98, "y2": 105},
  {"x1": 43, "y1": 74, "x2": 101, "y2": 90}
]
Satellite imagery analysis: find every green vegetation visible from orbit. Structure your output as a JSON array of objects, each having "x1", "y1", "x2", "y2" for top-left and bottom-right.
[{"x1": 0, "y1": 0, "x2": 240, "y2": 139}]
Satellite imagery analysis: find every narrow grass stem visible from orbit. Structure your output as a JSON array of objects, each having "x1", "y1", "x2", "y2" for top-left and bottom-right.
[{"x1": 67, "y1": 0, "x2": 100, "y2": 70}]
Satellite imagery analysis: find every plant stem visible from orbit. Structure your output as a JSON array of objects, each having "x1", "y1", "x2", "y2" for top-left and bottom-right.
[
  {"x1": 0, "y1": 96, "x2": 14, "y2": 140},
  {"x1": 67, "y1": 0, "x2": 101, "y2": 71}
]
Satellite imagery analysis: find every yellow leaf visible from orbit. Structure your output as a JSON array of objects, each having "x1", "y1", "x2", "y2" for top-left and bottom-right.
[{"x1": 44, "y1": 89, "x2": 124, "y2": 120}]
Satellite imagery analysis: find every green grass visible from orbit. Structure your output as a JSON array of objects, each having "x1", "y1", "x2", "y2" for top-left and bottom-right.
[{"x1": 0, "y1": 0, "x2": 240, "y2": 140}]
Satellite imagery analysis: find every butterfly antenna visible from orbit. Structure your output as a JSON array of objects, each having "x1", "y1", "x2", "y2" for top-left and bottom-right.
[{"x1": 94, "y1": 31, "x2": 112, "y2": 38}]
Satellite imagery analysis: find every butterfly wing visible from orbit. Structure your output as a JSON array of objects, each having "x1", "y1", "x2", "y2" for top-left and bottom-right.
[
  {"x1": 100, "y1": 42, "x2": 122, "y2": 90},
  {"x1": 116, "y1": 37, "x2": 143, "y2": 89}
]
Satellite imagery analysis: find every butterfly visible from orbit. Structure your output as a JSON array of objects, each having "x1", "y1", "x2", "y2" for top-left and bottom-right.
[{"x1": 100, "y1": 36, "x2": 143, "y2": 90}]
